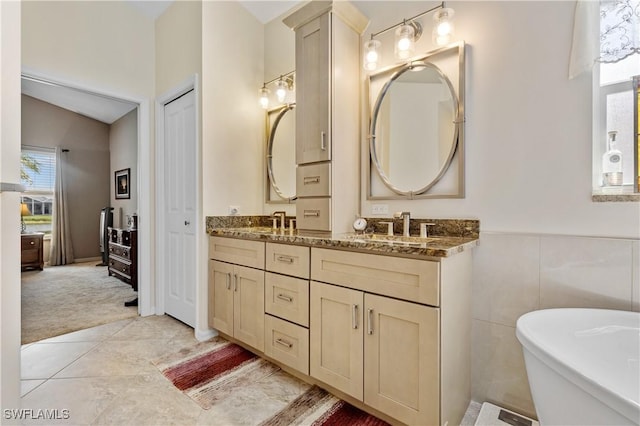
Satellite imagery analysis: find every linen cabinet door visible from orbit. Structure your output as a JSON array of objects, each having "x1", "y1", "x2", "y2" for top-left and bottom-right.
[
  {"x1": 295, "y1": 13, "x2": 331, "y2": 165},
  {"x1": 364, "y1": 294, "x2": 440, "y2": 426},
  {"x1": 233, "y1": 265, "x2": 265, "y2": 352},
  {"x1": 209, "y1": 260, "x2": 234, "y2": 336},
  {"x1": 309, "y1": 281, "x2": 363, "y2": 400}
]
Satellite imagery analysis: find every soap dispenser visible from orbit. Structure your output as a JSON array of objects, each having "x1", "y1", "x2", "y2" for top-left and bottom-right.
[{"x1": 602, "y1": 130, "x2": 622, "y2": 186}]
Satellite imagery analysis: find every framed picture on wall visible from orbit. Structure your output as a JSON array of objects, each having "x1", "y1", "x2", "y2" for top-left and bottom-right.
[{"x1": 115, "y1": 168, "x2": 130, "y2": 200}]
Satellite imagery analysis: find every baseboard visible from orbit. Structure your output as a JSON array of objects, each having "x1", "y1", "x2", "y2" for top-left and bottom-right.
[
  {"x1": 75, "y1": 256, "x2": 102, "y2": 263},
  {"x1": 195, "y1": 327, "x2": 218, "y2": 342}
]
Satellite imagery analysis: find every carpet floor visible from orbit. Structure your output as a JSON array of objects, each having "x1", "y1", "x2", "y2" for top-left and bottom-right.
[{"x1": 21, "y1": 261, "x2": 138, "y2": 344}]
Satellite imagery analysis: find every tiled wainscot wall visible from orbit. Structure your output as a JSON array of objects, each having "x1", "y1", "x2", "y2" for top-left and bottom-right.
[{"x1": 471, "y1": 232, "x2": 640, "y2": 418}]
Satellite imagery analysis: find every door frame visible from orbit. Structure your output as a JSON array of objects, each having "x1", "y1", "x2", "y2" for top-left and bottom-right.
[
  {"x1": 155, "y1": 75, "x2": 211, "y2": 339},
  {"x1": 19, "y1": 68, "x2": 154, "y2": 316}
]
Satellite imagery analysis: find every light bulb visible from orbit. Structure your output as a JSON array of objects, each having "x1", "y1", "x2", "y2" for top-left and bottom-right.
[
  {"x1": 259, "y1": 86, "x2": 269, "y2": 109},
  {"x1": 275, "y1": 79, "x2": 287, "y2": 103},
  {"x1": 432, "y1": 8, "x2": 454, "y2": 46},
  {"x1": 395, "y1": 23, "x2": 415, "y2": 60},
  {"x1": 363, "y1": 39, "x2": 381, "y2": 71}
]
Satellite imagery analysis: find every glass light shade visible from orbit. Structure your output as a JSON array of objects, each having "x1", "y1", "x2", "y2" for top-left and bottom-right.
[
  {"x1": 275, "y1": 79, "x2": 287, "y2": 103},
  {"x1": 363, "y1": 39, "x2": 382, "y2": 71},
  {"x1": 259, "y1": 86, "x2": 270, "y2": 109},
  {"x1": 432, "y1": 8, "x2": 455, "y2": 46},
  {"x1": 20, "y1": 203, "x2": 30, "y2": 216},
  {"x1": 395, "y1": 24, "x2": 415, "y2": 59}
]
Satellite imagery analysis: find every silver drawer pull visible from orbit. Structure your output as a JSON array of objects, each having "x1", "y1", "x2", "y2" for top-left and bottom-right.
[
  {"x1": 303, "y1": 176, "x2": 320, "y2": 185},
  {"x1": 303, "y1": 210, "x2": 320, "y2": 217},
  {"x1": 234, "y1": 274, "x2": 238, "y2": 291},
  {"x1": 367, "y1": 308, "x2": 374, "y2": 335},
  {"x1": 276, "y1": 255, "x2": 294, "y2": 264},
  {"x1": 320, "y1": 131, "x2": 326, "y2": 151},
  {"x1": 352, "y1": 304, "x2": 359, "y2": 329},
  {"x1": 277, "y1": 294, "x2": 293, "y2": 303},
  {"x1": 275, "y1": 338, "x2": 293, "y2": 348},
  {"x1": 226, "y1": 272, "x2": 231, "y2": 290},
  {"x1": 30, "y1": 241, "x2": 35, "y2": 245}
]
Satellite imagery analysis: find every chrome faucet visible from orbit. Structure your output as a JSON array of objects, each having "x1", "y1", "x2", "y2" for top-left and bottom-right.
[
  {"x1": 272, "y1": 211, "x2": 286, "y2": 231},
  {"x1": 394, "y1": 211, "x2": 411, "y2": 237}
]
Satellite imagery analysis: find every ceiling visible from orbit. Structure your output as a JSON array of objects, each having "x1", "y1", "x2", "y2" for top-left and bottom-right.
[{"x1": 22, "y1": 1, "x2": 303, "y2": 125}]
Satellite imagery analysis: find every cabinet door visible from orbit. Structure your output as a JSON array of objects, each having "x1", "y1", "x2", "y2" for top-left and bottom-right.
[
  {"x1": 209, "y1": 260, "x2": 234, "y2": 336},
  {"x1": 233, "y1": 265, "x2": 265, "y2": 352},
  {"x1": 364, "y1": 294, "x2": 440, "y2": 426},
  {"x1": 310, "y1": 281, "x2": 363, "y2": 400},
  {"x1": 295, "y1": 13, "x2": 330, "y2": 164}
]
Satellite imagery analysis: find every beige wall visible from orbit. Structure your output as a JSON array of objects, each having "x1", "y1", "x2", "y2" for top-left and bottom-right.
[
  {"x1": 21, "y1": 1, "x2": 155, "y2": 100},
  {"x1": 155, "y1": 0, "x2": 202, "y2": 97},
  {"x1": 202, "y1": 1, "x2": 264, "y2": 216},
  {"x1": 109, "y1": 109, "x2": 138, "y2": 229},
  {"x1": 21, "y1": 95, "x2": 110, "y2": 260}
]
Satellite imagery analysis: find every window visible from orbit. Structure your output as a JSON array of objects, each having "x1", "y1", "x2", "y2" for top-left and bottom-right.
[
  {"x1": 21, "y1": 147, "x2": 55, "y2": 234},
  {"x1": 593, "y1": 0, "x2": 639, "y2": 194}
]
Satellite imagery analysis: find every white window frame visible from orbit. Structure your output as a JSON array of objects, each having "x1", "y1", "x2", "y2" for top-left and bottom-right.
[{"x1": 21, "y1": 146, "x2": 55, "y2": 234}]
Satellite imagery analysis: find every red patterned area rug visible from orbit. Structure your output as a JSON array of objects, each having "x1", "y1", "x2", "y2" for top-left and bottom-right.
[
  {"x1": 260, "y1": 385, "x2": 390, "y2": 426},
  {"x1": 153, "y1": 339, "x2": 281, "y2": 410},
  {"x1": 154, "y1": 339, "x2": 389, "y2": 425}
]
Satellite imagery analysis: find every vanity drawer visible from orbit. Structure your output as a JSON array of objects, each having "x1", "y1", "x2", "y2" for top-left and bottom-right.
[
  {"x1": 296, "y1": 163, "x2": 331, "y2": 197},
  {"x1": 264, "y1": 314, "x2": 309, "y2": 375},
  {"x1": 311, "y1": 248, "x2": 440, "y2": 306},
  {"x1": 209, "y1": 236, "x2": 265, "y2": 269},
  {"x1": 296, "y1": 198, "x2": 331, "y2": 232},
  {"x1": 266, "y1": 243, "x2": 310, "y2": 279},
  {"x1": 265, "y1": 272, "x2": 309, "y2": 327}
]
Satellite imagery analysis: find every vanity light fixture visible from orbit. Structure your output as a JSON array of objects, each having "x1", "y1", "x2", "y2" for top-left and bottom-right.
[
  {"x1": 363, "y1": 39, "x2": 382, "y2": 71},
  {"x1": 363, "y1": 1, "x2": 454, "y2": 72},
  {"x1": 259, "y1": 84, "x2": 270, "y2": 109},
  {"x1": 432, "y1": 7, "x2": 454, "y2": 46},
  {"x1": 259, "y1": 71, "x2": 295, "y2": 109},
  {"x1": 395, "y1": 20, "x2": 420, "y2": 59}
]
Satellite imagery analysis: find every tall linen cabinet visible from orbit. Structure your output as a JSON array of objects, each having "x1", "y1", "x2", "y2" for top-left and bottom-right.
[{"x1": 284, "y1": 1, "x2": 368, "y2": 234}]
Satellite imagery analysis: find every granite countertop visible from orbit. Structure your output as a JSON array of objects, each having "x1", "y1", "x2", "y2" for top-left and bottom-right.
[{"x1": 208, "y1": 226, "x2": 478, "y2": 259}]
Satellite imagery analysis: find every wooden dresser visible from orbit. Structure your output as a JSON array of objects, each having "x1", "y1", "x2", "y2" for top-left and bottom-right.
[
  {"x1": 107, "y1": 227, "x2": 137, "y2": 291},
  {"x1": 21, "y1": 233, "x2": 44, "y2": 271}
]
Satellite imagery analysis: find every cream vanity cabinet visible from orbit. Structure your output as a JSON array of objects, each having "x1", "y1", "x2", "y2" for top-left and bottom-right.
[
  {"x1": 284, "y1": 1, "x2": 367, "y2": 234},
  {"x1": 263, "y1": 242, "x2": 311, "y2": 375},
  {"x1": 208, "y1": 235, "x2": 472, "y2": 425},
  {"x1": 309, "y1": 247, "x2": 472, "y2": 426},
  {"x1": 208, "y1": 237, "x2": 265, "y2": 352}
]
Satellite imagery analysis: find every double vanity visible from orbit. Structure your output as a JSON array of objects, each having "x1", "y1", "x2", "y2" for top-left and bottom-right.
[
  {"x1": 208, "y1": 1, "x2": 475, "y2": 424},
  {"x1": 207, "y1": 218, "x2": 477, "y2": 426}
]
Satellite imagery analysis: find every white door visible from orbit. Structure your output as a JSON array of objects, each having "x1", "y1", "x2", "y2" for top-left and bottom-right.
[{"x1": 164, "y1": 90, "x2": 196, "y2": 327}]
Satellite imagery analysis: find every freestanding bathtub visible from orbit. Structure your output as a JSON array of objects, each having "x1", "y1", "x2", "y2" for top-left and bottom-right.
[{"x1": 516, "y1": 308, "x2": 640, "y2": 425}]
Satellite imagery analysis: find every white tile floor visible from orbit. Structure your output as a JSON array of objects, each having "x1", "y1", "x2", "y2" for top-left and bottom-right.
[{"x1": 21, "y1": 315, "x2": 481, "y2": 425}]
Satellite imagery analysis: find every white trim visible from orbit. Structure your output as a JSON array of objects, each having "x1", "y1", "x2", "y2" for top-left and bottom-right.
[
  {"x1": 20, "y1": 69, "x2": 153, "y2": 317},
  {"x1": 155, "y1": 75, "x2": 203, "y2": 332}
]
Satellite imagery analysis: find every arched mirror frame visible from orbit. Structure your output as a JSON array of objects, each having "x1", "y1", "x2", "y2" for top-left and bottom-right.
[
  {"x1": 366, "y1": 41, "x2": 466, "y2": 200},
  {"x1": 266, "y1": 103, "x2": 297, "y2": 203}
]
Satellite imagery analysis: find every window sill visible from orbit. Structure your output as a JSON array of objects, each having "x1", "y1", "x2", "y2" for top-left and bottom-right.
[{"x1": 592, "y1": 186, "x2": 640, "y2": 202}]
